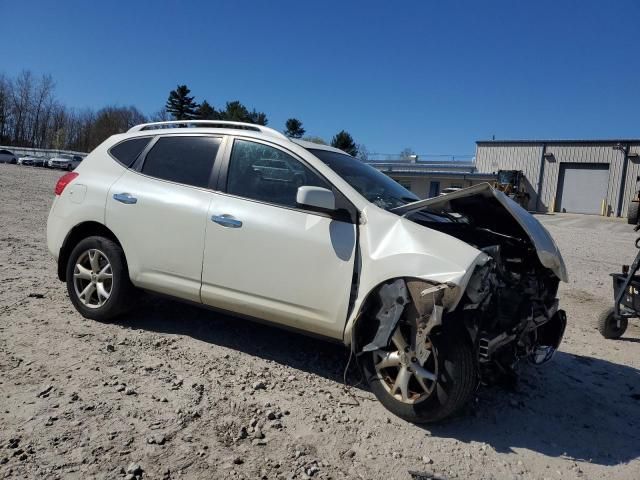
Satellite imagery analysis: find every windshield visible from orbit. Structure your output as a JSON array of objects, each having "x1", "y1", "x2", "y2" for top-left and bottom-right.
[{"x1": 308, "y1": 149, "x2": 419, "y2": 210}]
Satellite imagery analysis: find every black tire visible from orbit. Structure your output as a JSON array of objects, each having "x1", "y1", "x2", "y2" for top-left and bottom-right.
[
  {"x1": 361, "y1": 327, "x2": 477, "y2": 423},
  {"x1": 628, "y1": 201, "x2": 639, "y2": 225},
  {"x1": 597, "y1": 307, "x2": 628, "y2": 339},
  {"x1": 65, "y1": 236, "x2": 135, "y2": 321}
]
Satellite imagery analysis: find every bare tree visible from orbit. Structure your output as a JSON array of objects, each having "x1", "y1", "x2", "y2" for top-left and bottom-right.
[
  {"x1": 399, "y1": 147, "x2": 415, "y2": 160},
  {"x1": 356, "y1": 144, "x2": 369, "y2": 161},
  {"x1": 29, "y1": 74, "x2": 55, "y2": 147},
  {"x1": 0, "y1": 74, "x2": 11, "y2": 144},
  {"x1": 88, "y1": 105, "x2": 146, "y2": 150},
  {"x1": 11, "y1": 70, "x2": 34, "y2": 146},
  {"x1": 49, "y1": 102, "x2": 69, "y2": 150},
  {"x1": 150, "y1": 108, "x2": 171, "y2": 122}
]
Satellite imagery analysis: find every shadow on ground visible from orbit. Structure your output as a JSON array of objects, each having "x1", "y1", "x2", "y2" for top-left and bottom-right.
[
  {"x1": 120, "y1": 295, "x2": 356, "y2": 386},
  {"x1": 117, "y1": 295, "x2": 640, "y2": 467},
  {"x1": 430, "y1": 351, "x2": 640, "y2": 466}
]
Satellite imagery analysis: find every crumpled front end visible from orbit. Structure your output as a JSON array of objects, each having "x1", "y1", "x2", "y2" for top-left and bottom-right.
[
  {"x1": 394, "y1": 183, "x2": 568, "y2": 375},
  {"x1": 392, "y1": 182, "x2": 568, "y2": 283},
  {"x1": 350, "y1": 183, "x2": 568, "y2": 384}
]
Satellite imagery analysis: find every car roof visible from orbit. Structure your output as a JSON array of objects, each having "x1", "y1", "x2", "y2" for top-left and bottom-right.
[
  {"x1": 121, "y1": 120, "x2": 348, "y2": 156},
  {"x1": 290, "y1": 138, "x2": 346, "y2": 154}
]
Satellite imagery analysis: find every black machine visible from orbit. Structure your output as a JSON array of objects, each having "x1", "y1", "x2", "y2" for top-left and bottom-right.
[{"x1": 598, "y1": 225, "x2": 640, "y2": 339}]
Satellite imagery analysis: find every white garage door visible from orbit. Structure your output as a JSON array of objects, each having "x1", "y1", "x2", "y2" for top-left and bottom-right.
[{"x1": 557, "y1": 164, "x2": 609, "y2": 215}]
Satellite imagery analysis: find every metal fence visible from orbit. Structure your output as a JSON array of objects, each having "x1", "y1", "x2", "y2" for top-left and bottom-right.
[{"x1": 0, "y1": 145, "x2": 87, "y2": 159}]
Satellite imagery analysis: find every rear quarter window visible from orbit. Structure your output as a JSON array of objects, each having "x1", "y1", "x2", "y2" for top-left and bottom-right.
[
  {"x1": 109, "y1": 137, "x2": 153, "y2": 167},
  {"x1": 140, "y1": 136, "x2": 221, "y2": 188}
]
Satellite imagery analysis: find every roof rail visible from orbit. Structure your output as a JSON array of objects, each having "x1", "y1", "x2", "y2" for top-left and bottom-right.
[{"x1": 127, "y1": 120, "x2": 289, "y2": 141}]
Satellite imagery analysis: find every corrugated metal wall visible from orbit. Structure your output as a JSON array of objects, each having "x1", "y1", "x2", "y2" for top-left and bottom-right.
[
  {"x1": 623, "y1": 144, "x2": 640, "y2": 216},
  {"x1": 476, "y1": 142, "x2": 640, "y2": 216},
  {"x1": 475, "y1": 144, "x2": 542, "y2": 210}
]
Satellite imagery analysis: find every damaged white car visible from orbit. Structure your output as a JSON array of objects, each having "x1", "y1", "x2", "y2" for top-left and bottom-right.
[{"x1": 47, "y1": 121, "x2": 567, "y2": 423}]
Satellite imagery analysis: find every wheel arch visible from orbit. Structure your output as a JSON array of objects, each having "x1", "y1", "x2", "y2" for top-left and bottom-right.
[
  {"x1": 345, "y1": 276, "x2": 462, "y2": 351},
  {"x1": 57, "y1": 221, "x2": 125, "y2": 282}
]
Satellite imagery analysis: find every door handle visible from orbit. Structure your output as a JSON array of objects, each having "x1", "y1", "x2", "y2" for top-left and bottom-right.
[
  {"x1": 211, "y1": 214, "x2": 242, "y2": 228},
  {"x1": 113, "y1": 193, "x2": 138, "y2": 204}
]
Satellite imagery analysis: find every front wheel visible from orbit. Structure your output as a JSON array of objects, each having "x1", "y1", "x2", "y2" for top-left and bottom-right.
[
  {"x1": 65, "y1": 236, "x2": 135, "y2": 321},
  {"x1": 597, "y1": 307, "x2": 628, "y2": 339},
  {"x1": 361, "y1": 325, "x2": 477, "y2": 423}
]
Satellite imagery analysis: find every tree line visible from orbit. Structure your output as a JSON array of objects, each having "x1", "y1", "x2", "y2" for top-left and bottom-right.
[
  {"x1": 0, "y1": 71, "x2": 147, "y2": 152},
  {"x1": 163, "y1": 84, "x2": 361, "y2": 157},
  {"x1": 0, "y1": 71, "x2": 362, "y2": 157}
]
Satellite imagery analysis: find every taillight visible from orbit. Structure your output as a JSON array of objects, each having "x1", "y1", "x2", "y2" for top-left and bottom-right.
[{"x1": 54, "y1": 172, "x2": 79, "y2": 196}]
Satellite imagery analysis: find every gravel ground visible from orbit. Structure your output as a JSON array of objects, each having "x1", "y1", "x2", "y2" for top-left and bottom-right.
[{"x1": 1, "y1": 163, "x2": 639, "y2": 480}]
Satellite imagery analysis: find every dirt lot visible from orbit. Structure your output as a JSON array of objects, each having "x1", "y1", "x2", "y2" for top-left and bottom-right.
[{"x1": 1, "y1": 163, "x2": 639, "y2": 480}]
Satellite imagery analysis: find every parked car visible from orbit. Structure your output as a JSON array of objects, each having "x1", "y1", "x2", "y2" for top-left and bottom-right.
[
  {"x1": 47, "y1": 120, "x2": 568, "y2": 423},
  {"x1": 18, "y1": 155, "x2": 45, "y2": 167},
  {"x1": 0, "y1": 149, "x2": 17, "y2": 164},
  {"x1": 251, "y1": 158, "x2": 304, "y2": 184},
  {"x1": 33, "y1": 156, "x2": 48, "y2": 167},
  {"x1": 48, "y1": 154, "x2": 83, "y2": 170}
]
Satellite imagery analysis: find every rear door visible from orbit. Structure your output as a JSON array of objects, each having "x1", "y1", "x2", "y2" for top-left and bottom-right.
[
  {"x1": 106, "y1": 134, "x2": 223, "y2": 302},
  {"x1": 201, "y1": 138, "x2": 357, "y2": 339}
]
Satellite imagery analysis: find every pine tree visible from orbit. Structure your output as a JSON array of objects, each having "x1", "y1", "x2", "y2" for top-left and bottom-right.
[
  {"x1": 196, "y1": 100, "x2": 218, "y2": 120},
  {"x1": 220, "y1": 101, "x2": 268, "y2": 125},
  {"x1": 221, "y1": 100, "x2": 250, "y2": 122},
  {"x1": 165, "y1": 85, "x2": 199, "y2": 120},
  {"x1": 284, "y1": 118, "x2": 305, "y2": 138},
  {"x1": 331, "y1": 130, "x2": 358, "y2": 156},
  {"x1": 248, "y1": 109, "x2": 268, "y2": 126}
]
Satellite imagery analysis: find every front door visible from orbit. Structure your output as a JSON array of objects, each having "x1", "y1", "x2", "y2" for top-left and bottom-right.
[
  {"x1": 105, "y1": 135, "x2": 222, "y2": 302},
  {"x1": 201, "y1": 138, "x2": 356, "y2": 338}
]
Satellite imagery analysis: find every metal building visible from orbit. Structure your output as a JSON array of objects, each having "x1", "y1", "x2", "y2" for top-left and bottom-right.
[
  {"x1": 475, "y1": 140, "x2": 640, "y2": 216},
  {"x1": 366, "y1": 158, "x2": 496, "y2": 199}
]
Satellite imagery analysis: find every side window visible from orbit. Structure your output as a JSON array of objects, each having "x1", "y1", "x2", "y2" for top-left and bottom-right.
[
  {"x1": 109, "y1": 137, "x2": 152, "y2": 167},
  {"x1": 141, "y1": 136, "x2": 220, "y2": 188},
  {"x1": 227, "y1": 139, "x2": 330, "y2": 208}
]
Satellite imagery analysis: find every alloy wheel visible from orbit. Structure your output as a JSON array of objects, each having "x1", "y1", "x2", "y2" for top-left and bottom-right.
[
  {"x1": 73, "y1": 249, "x2": 113, "y2": 308},
  {"x1": 373, "y1": 328, "x2": 438, "y2": 404}
]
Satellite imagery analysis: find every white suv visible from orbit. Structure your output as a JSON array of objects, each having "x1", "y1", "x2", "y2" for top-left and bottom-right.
[
  {"x1": 47, "y1": 120, "x2": 568, "y2": 422},
  {"x1": 48, "y1": 154, "x2": 83, "y2": 170}
]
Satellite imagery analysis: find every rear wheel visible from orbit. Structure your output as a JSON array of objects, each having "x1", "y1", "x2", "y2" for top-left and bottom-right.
[
  {"x1": 598, "y1": 307, "x2": 628, "y2": 339},
  {"x1": 65, "y1": 236, "x2": 135, "y2": 321},
  {"x1": 627, "y1": 201, "x2": 639, "y2": 225},
  {"x1": 361, "y1": 325, "x2": 477, "y2": 423}
]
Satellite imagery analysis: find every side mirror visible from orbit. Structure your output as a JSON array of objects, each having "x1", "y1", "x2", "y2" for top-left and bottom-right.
[{"x1": 296, "y1": 186, "x2": 336, "y2": 211}]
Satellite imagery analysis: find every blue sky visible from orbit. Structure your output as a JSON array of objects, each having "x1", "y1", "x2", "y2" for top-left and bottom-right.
[{"x1": 2, "y1": 0, "x2": 639, "y2": 155}]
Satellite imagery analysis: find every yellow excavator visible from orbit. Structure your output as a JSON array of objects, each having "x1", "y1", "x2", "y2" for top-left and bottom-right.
[{"x1": 494, "y1": 170, "x2": 530, "y2": 210}]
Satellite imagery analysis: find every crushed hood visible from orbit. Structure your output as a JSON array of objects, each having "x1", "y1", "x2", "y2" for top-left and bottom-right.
[{"x1": 391, "y1": 183, "x2": 568, "y2": 282}]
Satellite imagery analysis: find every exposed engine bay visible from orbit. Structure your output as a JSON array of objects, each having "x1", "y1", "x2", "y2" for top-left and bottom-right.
[{"x1": 393, "y1": 185, "x2": 567, "y2": 383}]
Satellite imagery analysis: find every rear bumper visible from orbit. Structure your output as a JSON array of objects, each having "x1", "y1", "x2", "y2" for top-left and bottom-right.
[{"x1": 46, "y1": 198, "x2": 64, "y2": 261}]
